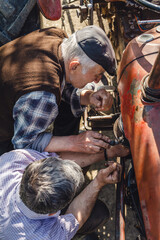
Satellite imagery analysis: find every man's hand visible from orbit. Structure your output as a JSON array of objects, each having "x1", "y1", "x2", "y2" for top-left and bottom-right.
[
  {"x1": 107, "y1": 144, "x2": 130, "y2": 158},
  {"x1": 66, "y1": 161, "x2": 122, "y2": 229},
  {"x1": 89, "y1": 89, "x2": 113, "y2": 111},
  {"x1": 75, "y1": 130, "x2": 111, "y2": 153},
  {"x1": 95, "y1": 162, "x2": 122, "y2": 189}
]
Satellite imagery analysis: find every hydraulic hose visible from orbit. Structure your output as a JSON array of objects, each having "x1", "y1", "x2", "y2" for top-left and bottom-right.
[{"x1": 134, "y1": 0, "x2": 160, "y2": 13}]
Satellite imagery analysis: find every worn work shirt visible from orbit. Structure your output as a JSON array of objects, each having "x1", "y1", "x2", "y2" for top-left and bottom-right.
[
  {"x1": 0, "y1": 149, "x2": 79, "y2": 240},
  {"x1": 12, "y1": 80, "x2": 85, "y2": 152},
  {"x1": 0, "y1": 27, "x2": 67, "y2": 143}
]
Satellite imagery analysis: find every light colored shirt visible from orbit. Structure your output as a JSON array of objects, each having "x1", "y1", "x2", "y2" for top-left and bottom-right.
[{"x1": 0, "y1": 149, "x2": 79, "y2": 240}]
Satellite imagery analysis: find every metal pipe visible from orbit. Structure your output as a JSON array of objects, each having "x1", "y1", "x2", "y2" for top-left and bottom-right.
[
  {"x1": 115, "y1": 158, "x2": 125, "y2": 240},
  {"x1": 87, "y1": 113, "x2": 120, "y2": 121},
  {"x1": 135, "y1": 0, "x2": 160, "y2": 13},
  {"x1": 62, "y1": 4, "x2": 80, "y2": 9},
  {"x1": 137, "y1": 19, "x2": 160, "y2": 25}
]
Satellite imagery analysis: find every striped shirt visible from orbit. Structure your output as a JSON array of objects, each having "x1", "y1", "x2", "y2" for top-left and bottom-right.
[{"x1": 0, "y1": 149, "x2": 79, "y2": 240}]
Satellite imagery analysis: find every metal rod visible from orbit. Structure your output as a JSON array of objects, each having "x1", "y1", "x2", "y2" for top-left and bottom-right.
[
  {"x1": 115, "y1": 158, "x2": 125, "y2": 240},
  {"x1": 137, "y1": 19, "x2": 160, "y2": 25},
  {"x1": 135, "y1": 0, "x2": 160, "y2": 13},
  {"x1": 62, "y1": 4, "x2": 80, "y2": 9},
  {"x1": 87, "y1": 113, "x2": 120, "y2": 121}
]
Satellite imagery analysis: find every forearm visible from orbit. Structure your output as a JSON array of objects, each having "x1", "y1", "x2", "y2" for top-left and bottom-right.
[
  {"x1": 66, "y1": 162, "x2": 122, "y2": 231},
  {"x1": 45, "y1": 135, "x2": 78, "y2": 152},
  {"x1": 59, "y1": 151, "x2": 104, "y2": 167},
  {"x1": 45, "y1": 133, "x2": 108, "y2": 154},
  {"x1": 65, "y1": 178, "x2": 101, "y2": 229},
  {"x1": 59, "y1": 144, "x2": 128, "y2": 167}
]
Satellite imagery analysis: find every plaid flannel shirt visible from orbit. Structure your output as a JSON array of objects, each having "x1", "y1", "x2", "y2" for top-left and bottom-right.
[{"x1": 12, "y1": 82, "x2": 87, "y2": 152}]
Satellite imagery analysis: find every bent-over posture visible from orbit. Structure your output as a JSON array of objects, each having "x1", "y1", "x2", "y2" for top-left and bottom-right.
[
  {"x1": 0, "y1": 25, "x2": 116, "y2": 155},
  {"x1": 0, "y1": 149, "x2": 122, "y2": 239}
]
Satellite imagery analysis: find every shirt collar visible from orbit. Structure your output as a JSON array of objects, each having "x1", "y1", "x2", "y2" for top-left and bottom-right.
[{"x1": 16, "y1": 185, "x2": 60, "y2": 220}]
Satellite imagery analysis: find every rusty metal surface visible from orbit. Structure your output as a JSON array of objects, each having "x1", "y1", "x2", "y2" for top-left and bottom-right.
[
  {"x1": 37, "y1": 0, "x2": 61, "y2": 20},
  {"x1": 148, "y1": 51, "x2": 160, "y2": 89},
  {"x1": 118, "y1": 27, "x2": 160, "y2": 239}
]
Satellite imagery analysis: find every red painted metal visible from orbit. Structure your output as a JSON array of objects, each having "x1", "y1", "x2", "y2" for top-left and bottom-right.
[
  {"x1": 118, "y1": 27, "x2": 160, "y2": 240},
  {"x1": 37, "y1": 0, "x2": 62, "y2": 20},
  {"x1": 148, "y1": 52, "x2": 160, "y2": 89}
]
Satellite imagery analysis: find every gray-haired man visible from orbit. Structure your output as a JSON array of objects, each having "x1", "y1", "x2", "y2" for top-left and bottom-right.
[
  {"x1": 0, "y1": 25, "x2": 117, "y2": 156},
  {"x1": 0, "y1": 148, "x2": 123, "y2": 240}
]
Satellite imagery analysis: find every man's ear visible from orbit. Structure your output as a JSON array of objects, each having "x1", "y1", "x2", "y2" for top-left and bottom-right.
[{"x1": 69, "y1": 60, "x2": 80, "y2": 71}]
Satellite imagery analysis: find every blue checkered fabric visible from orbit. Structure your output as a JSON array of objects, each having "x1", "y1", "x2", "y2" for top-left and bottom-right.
[{"x1": 12, "y1": 86, "x2": 85, "y2": 151}]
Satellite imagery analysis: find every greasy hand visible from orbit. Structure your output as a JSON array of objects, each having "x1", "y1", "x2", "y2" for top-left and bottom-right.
[
  {"x1": 75, "y1": 131, "x2": 111, "y2": 154},
  {"x1": 96, "y1": 162, "x2": 122, "y2": 188},
  {"x1": 89, "y1": 89, "x2": 113, "y2": 111},
  {"x1": 107, "y1": 144, "x2": 130, "y2": 158}
]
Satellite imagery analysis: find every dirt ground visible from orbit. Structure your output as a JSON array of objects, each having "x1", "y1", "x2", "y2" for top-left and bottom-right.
[{"x1": 40, "y1": 3, "x2": 141, "y2": 239}]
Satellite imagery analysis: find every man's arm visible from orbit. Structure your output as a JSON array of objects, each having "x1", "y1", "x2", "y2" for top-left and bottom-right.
[
  {"x1": 45, "y1": 131, "x2": 111, "y2": 153},
  {"x1": 13, "y1": 90, "x2": 123, "y2": 155},
  {"x1": 13, "y1": 91, "x2": 112, "y2": 154},
  {"x1": 59, "y1": 144, "x2": 129, "y2": 167},
  {"x1": 65, "y1": 162, "x2": 121, "y2": 229}
]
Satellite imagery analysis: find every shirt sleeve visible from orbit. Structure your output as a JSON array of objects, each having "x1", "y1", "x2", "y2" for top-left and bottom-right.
[
  {"x1": 12, "y1": 91, "x2": 58, "y2": 151},
  {"x1": 62, "y1": 83, "x2": 86, "y2": 118},
  {"x1": 42, "y1": 214, "x2": 79, "y2": 240},
  {"x1": 7, "y1": 213, "x2": 79, "y2": 240},
  {"x1": 57, "y1": 214, "x2": 79, "y2": 239},
  {"x1": 62, "y1": 82, "x2": 96, "y2": 118}
]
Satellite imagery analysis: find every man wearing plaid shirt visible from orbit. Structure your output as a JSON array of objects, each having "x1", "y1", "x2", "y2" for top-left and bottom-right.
[{"x1": 0, "y1": 25, "x2": 117, "y2": 157}]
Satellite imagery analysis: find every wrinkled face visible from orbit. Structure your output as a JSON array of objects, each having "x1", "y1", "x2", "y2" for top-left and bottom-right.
[{"x1": 68, "y1": 63, "x2": 105, "y2": 88}]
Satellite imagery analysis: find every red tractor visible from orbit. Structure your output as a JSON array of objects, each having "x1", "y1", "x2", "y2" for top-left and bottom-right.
[{"x1": 116, "y1": 25, "x2": 160, "y2": 240}]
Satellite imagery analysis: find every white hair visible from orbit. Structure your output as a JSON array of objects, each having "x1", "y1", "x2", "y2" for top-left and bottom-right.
[{"x1": 61, "y1": 33, "x2": 97, "y2": 74}]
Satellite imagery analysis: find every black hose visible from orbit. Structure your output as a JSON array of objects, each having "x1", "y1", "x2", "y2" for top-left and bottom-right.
[{"x1": 134, "y1": 0, "x2": 160, "y2": 13}]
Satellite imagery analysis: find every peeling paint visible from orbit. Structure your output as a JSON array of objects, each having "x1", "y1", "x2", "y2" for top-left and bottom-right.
[{"x1": 129, "y1": 79, "x2": 141, "y2": 101}]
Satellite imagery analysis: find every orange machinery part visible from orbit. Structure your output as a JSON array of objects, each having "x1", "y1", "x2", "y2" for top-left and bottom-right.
[{"x1": 118, "y1": 27, "x2": 160, "y2": 240}]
